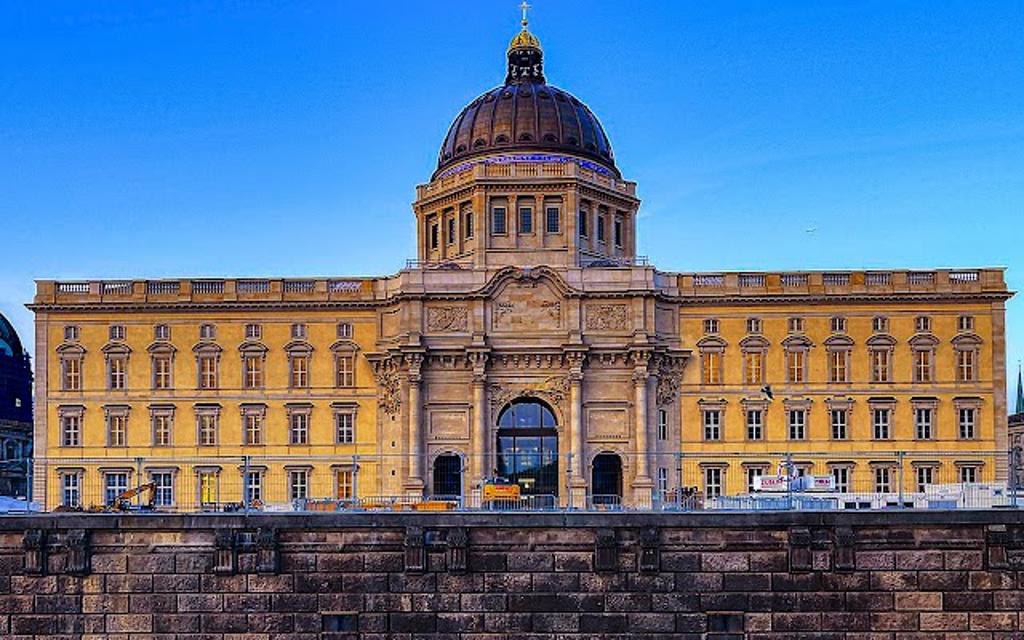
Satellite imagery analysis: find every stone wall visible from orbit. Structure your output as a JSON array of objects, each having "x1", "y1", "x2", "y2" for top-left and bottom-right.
[{"x1": 0, "y1": 512, "x2": 1022, "y2": 639}]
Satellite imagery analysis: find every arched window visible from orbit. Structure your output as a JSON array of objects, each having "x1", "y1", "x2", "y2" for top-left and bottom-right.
[{"x1": 496, "y1": 399, "x2": 558, "y2": 496}]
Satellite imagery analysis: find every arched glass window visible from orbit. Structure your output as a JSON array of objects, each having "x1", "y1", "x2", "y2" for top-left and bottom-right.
[{"x1": 496, "y1": 399, "x2": 558, "y2": 497}]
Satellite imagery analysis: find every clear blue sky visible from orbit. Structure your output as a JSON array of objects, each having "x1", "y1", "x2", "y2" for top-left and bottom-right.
[{"x1": 2, "y1": 1, "x2": 1022, "y2": 399}]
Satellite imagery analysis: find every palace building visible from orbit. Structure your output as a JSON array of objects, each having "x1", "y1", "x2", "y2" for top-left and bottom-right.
[{"x1": 29, "y1": 16, "x2": 1011, "y2": 510}]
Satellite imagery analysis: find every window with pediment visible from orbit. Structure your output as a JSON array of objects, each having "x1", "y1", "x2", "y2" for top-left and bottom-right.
[
  {"x1": 952, "y1": 334, "x2": 982, "y2": 382},
  {"x1": 824, "y1": 335, "x2": 853, "y2": 384},
  {"x1": 782, "y1": 335, "x2": 812, "y2": 384},
  {"x1": 909, "y1": 334, "x2": 939, "y2": 383},
  {"x1": 697, "y1": 336, "x2": 726, "y2": 385},
  {"x1": 867, "y1": 334, "x2": 896, "y2": 383},
  {"x1": 739, "y1": 335, "x2": 768, "y2": 385}
]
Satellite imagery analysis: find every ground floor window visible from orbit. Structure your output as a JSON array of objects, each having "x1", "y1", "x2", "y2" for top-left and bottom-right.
[
  {"x1": 61, "y1": 473, "x2": 81, "y2": 508},
  {"x1": 104, "y1": 472, "x2": 129, "y2": 507},
  {"x1": 150, "y1": 471, "x2": 174, "y2": 507}
]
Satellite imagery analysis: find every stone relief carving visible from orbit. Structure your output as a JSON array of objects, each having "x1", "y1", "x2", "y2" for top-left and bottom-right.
[
  {"x1": 586, "y1": 303, "x2": 630, "y2": 331},
  {"x1": 492, "y1": 281, "x2": 562, "y2": 331},
  {"x1": 376, "y1": 369, "x2": 401, "y2": 417},
  {"x1": 488, "y1": 375, "x2": 570, "y2": 414},
  {"x1": 426, "y1": 305, "x2": 469, "y2": 333}
]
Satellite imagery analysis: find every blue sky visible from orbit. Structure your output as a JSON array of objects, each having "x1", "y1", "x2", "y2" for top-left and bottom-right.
[{"x1": 2, "y1": 1, "x2": 1022, "y2": 398}]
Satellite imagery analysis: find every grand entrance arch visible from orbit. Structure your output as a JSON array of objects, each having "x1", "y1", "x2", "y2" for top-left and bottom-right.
[{"x1": 495, "y1": 399, "x2": 559, "y2": 496}]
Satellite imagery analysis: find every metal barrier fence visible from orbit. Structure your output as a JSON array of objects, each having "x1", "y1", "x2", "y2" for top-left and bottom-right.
[{"x1": 28, "y1": 448, "x2": 1022, "y2": 513}]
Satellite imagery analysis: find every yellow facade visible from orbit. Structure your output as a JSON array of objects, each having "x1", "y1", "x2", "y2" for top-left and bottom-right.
[{"x1": 27, "y1": 21, "x2": 1013, "y2": 511}]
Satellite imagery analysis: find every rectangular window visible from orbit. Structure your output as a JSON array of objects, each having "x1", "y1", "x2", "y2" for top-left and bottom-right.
[
  {"x1": 596, "y1": 213, "x2": 606, "y2": 242},
  {"x1": 63, "y1": 358, "x2": 81, "y2": 391},
  {"x1": 702, "y1": 410, "x2": 721, "y2": 441},
  {"x1": 830, "y1": 409, "x2": 847, "y2": 440},
  {"x1": 492, "y1": 207, "x2": 507, "y2": 234},
  {"x1": 870, "y1": 350, "x2": 891, "y2": 383},
  {"x1": 200, "y1": 324, "x2": 216, "y2": 340},
  {"x1": 788, "y1": 317, "x2": 804, "y2": 333},
  {"x1": 64, "y1": 325, "x2": 80, "y2": 341},
  {"x1": 746, "y1": 318, "x2": 762, "y2": 334},
  {"x1": 446, "y1": 216, "x2": 456, "y2": 244},
  {"x1": 872, "y1": 408, "x2": 891, "y2": 440},
  {"x1": 519, "y1": 207, "x2": 533, "y2": 233},
  {"x1": 245, "y1": 472, "x2": 262, "y2": 503},
  {"x1": 958, "y1": 408, "x2": 976, "y2": 439},
  {"x1": 872, "y1": 317, "x2": 889, "y2": 333},
  {"x1": 657, "y1": 467, "x2": 669, "y2": 498},
  {"x1": 957, "y1": 350, "x2": 975, "y2": 382},
  {"x1": 703, "y1": 318, "x2": 720, "y2": 334},
  {"x1": 744, "y1": 352, "x2": 763, "y2": 385},
  {"x1": 290, "y1": 356, "x2": 309, "y2": 388},
  {"x1": 830, "y1": 317, "x2": 846, "y2": 333},
  {"x1": 613, "y1": 217, "x2": 623, "y2": 247},
  {"x1": 958, "y1": 315, "x2": 975, "y2": 332},
  {"x1": 337, "y1": 321, "x2": 353, "y2": 339},
  {"x1": 109, "y1": 358, "x2": 127, "y2": 390},
  {"x1": 464, "y1": 211, "x2": 473, "y2": 239},
  {"x1": 786, "y1": 350, "x2": 806, "y2": 384},
  {"x1": 829, "y1": 350, "x2": 849, "y2": 383},
  {"x1": 244, "y1": 413, "x2": 263, "y2": 446},
  {"x1": 153, "y1": 356, "x2": 173, "y2": 390},
  {"x1": 831, "y1": 467, "x2": 850, "y2": 493},
  {"x1": 108, "y1": 414, "x2": 127, "y2": 447},
  {"x1": 545, "y1": 207, "x2": 560, "y2": 233},
  {"x1": 61, "y1": 473, "x2": 81, "y2": 508},
  {"x1": 916, "y1": 466, "x2": 934, "y2": 492},
  {"x1": 109, "y1": 325, "x2": 126, "y2": 341},
  {"x1": 959, "y1": 466, "x2": 978, "y2": 483},
  {"x1": 914, "y1": 350, "x2": 933, "y2": 383},
  {"x1": 874, "y1": 467, "x2": 892, "y2": 493},
  {"x1": 430, "y1": 222, "x2": 439, "y2": 249},
  {"x1": 61, "y1": 414, "x2": 81, "y2": 447},
  {"x1": 657, "y1": 408, "x2": 668, "y2": 441},
  {"x1": 788, "y1": 409, "x2": 806, "y2": 440},
  {"x1": 336, "y1": 354, "x2": 355, "y2": 388},
  {"x1": 198, "y1": 471, "x2": 218, "y2": 506},
  {"x1": 915, "y1": 408, "x2": 933, "y2": 440},
  {"x1": 151, "y1": 472, "x2": 174, "y2": 507},
  {"x1": 289, "y1": 470, "x2": 309, "y2": 501},
  {"x1": 704, "y1": 467, "x2": 723, "y2": 499},
  {"x1": 291, "y1": 323, "x2": 307, "y2": 339},
  {"x1": 746, "y1": 467, "x2": 764, "y2": 493},
  {"x1": 244, "y1": 355, "x2": 263, "y2": 388},
  {"x1": 245, "y1": 323, "x2": 262, "y2": 340},
  {"x1": 154, "y1": 324, "x2": 171, "y2": 340},
  {"x1": 198, "y1": 355, "x2": 218, "y2": 389},
  {"x1": 578, "y1": 209, "x2": 588, "y2": 237},
  {"x1": 290, "y1": 412, "x2": 309, "y2": 445},
  {"x1": 746, "y1": 409, "x2": 763, "y2": 440},
  {"x1": 336, "y1": 470, "x2": 354, "y2": 499},
  {"x1": 152, "y1": 414, "x2": 173, "y2": 447},
  {"x1": 104, "y1": 472, "x2": 130, "y2": 507},
  {"x1": 702, "y1": 352, "x2": 721, "y2": 385},
  {"x1": 915, "y1": 316, "x2": 932, "y2": 332},
  {"x1": 197, "y1": 413, "x2": 218, "y2": 446},
  {"x1": 336, "y1": 413, "x2": 355, "y2": 444}
]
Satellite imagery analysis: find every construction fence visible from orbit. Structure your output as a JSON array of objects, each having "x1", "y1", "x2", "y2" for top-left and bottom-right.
[{"x1": 29, "y1": 448, "x2": 1024, "y2": 514}]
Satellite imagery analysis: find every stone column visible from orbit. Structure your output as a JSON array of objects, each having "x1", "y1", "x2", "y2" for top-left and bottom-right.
[
  {"x1": 633, "y1": 369, "x2": 651, "y2": 483},
  {"x1": 471, "y1": 372, "x2": 488, "y2": 485},
  {"x1": 567, "y1": 354, "x2": 587, "y2": 508},
  {"x1": 404, "y1": 354, "x2": 425, "y2": 495},
  {"x1": 631, "y1": 352, "x2": 654, "y2": 507}
]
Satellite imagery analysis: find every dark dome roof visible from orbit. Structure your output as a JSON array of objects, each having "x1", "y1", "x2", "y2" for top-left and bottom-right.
[
  {"x1": 434, "y1": 23, "x2": 617, "y2": 179},
  {"x1": 435, "y1": 84, "x2": 617, "y2": 179},
  {"x1": 0, "y1": 313, "x2": 24, "y2": 358}
]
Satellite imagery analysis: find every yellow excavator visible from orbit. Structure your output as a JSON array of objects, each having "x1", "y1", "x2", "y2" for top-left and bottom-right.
[{"x1": 55, "y1": 482, "x2": 159, "y2": 513}]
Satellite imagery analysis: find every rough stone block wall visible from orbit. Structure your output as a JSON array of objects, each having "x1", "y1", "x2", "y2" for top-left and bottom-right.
[{"x1": 0, "y1": 512, "x2": 1022, "y2": 638}]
